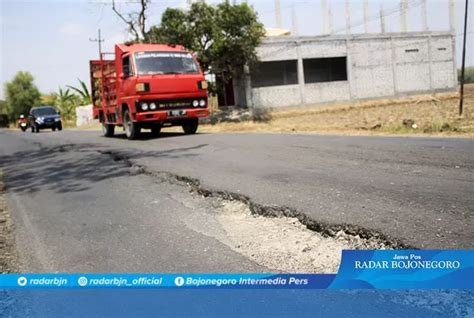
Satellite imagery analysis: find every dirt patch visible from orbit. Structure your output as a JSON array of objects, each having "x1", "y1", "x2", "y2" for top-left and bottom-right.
[
  {"x1": 0, "y1": 170, "x2": 19, "y2": 273},
  {"x1": 199, "y1": 87, "x2": 474, "y2": 136},
  {"x1": 215, "y1": 200, "x2": 388, "y2": 273}
]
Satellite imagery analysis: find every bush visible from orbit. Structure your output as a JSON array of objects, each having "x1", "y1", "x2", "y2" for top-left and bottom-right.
[
  {"x1": 458, "y1": 67, "x2": 474, "y2": 84},
  {"x1": 251, "y1": 107, "x2": 272, "y2": 122}
]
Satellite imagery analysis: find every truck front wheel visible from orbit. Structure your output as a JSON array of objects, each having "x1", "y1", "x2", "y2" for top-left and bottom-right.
[
  {"x1": 123, "y1": 109, "x2": 140, "y2": 140},
  {"x1": 102, "y1": 121, "x2": 115, "y2": 137},
  {"x1": 182, "y1": 118, "x2": 198, "y2": 135}
]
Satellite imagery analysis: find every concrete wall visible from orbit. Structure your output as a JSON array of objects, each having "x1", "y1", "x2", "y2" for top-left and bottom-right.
[
  {"x1": 75, "y1": 104, "x2": 94, "y2": 127},
  {"x1": 245, "y1": 32, "x2": 456, "y2": 109},
  {"x1": 252, "y1": 85, "x2": 302, "y2": 107},
  {"x1": 349, "y1": 38, "x2": 395, "y2": 99},
  {"x1": 304, "y1": 82, "x2": 351, "y2": 104},
  {"x1": 430, "y1": 37, "x2": 457, "y2": 90}
]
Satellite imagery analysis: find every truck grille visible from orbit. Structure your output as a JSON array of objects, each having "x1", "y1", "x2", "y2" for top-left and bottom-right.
[{"x1": 136, "y1": 98, "x2": 206, "y2": 112}]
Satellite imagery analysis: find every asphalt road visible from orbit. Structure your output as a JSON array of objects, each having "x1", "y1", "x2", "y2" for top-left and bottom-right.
[{"x1": 0, "y1": 129, "x2": 472, "y2": 272}]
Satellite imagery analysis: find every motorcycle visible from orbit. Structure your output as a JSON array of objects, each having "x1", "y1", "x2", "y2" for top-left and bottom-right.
[{"x1": 18, "y1": 119, "x2": 28, "y2": 132}]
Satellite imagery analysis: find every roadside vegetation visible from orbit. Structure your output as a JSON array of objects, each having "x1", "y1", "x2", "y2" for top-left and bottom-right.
[
  {"x1": 458, "y1": 66, "x2": 474, "y2": 84},
  {"x1": 199, "y1": 86, "x2": 474, "y2": 136},
  {"x1": 1, "y1": 72, "x2": 90, "y2": 127}
]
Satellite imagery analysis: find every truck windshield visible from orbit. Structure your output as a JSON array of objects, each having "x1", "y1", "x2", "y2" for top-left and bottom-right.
[{"x1": 134, "y1": 52, "x2": 199, "y2": 75}]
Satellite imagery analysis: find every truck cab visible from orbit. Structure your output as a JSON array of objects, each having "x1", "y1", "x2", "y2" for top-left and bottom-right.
[{"x1": 90, "y1": 44, "x2": 209, "y2": 139}]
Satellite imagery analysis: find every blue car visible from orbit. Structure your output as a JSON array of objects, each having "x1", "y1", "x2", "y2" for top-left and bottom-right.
[{"x1": 29, "y1": 106, "x2": 62, "y2": 133}]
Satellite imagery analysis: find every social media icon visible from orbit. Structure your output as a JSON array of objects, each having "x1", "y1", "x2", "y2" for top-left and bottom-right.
[
  {"x1": 174, "y1": 276, "x2": 184, "y2": 287},
  {"x1": 77, "y1": 276, "x2": 88, "y2": 287},
  {"x1": 17, "y1": 276, "x2": 27, "y2": 287}
]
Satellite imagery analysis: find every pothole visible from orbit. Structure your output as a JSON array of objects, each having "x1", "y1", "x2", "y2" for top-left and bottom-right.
[
  {"x1": 99, "y1": 149, "x2": 410, "y2": 273},
  {"x1": 215, "y1": 199, "x2": 388, "y2": 273}
]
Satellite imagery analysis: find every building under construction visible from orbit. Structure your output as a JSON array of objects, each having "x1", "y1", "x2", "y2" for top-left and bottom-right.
[
  {"x1": 234, "y1": 31, "x2": 457, "y2": 108},
  {"x1": 231, "y1": 0, "x2": 458, "y2": 109}
]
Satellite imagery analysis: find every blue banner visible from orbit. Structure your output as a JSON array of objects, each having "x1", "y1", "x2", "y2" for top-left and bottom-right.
[
  {"x1": 0, "y1": 250, "x2": 472, "y2": 289},
  {"x1": 331, "y1": 249, "x2": 474, "y2": 289}
]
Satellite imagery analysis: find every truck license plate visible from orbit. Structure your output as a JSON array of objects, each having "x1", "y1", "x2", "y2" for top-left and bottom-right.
[{"x1": 168, "y1": 110, "x2": 186, "y2": 117}]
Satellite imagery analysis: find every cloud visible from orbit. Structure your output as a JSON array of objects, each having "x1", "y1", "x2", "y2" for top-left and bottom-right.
[{"x1": 59, "y1": 23, "x2": 84, "y2": 36}]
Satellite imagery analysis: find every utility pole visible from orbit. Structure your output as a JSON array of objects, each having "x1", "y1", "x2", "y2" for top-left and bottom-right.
[
  {"x1": 345, "y1": 0, "x2": 351, "y2": 35},
  {"x1": 328, "y1": 5, "x2": 333, "y2": 34},
  {"x1": 275, "y1": 0, "x2": 283, "y2": 29},
  {"x1": 291, "y1": 4, "x2": 298, "y2": 36},
  {"x1": 459, "y1": 0, "x2": 469, "y2": 116},
  {"x1": 449, "y1": 0, "x2": 456, "y2": 33},
  {"x1": 321, "y1": 0, "x2": 328, "y2": 34},
  {"x1": 363, "y1": 0, "x2": 369, "y2": 33},
  {"x1": 89, "y1": 29, "x2": 104, "y2": 58},
  {"x1": 380, "y1": 4, "x2": 386, "y2": 34},
  {"x1": 421, "y1": 0, "x2": 428, "y2": 32},
  {"x1": 400, "y1": 0, "x2": 408, "y2": 32}
]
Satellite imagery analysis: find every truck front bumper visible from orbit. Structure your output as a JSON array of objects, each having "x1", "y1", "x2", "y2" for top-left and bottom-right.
[{"x1": 134, "y1": 108, "x2": 209, "y2": 122}]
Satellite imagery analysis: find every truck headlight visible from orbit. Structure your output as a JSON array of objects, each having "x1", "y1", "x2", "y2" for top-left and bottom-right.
[
  {"x1": 136, "y1": 83, "x2": 150, "y2": 92},
  {"x1": 141, "y1": 103, "x2": 149, "y2": 111},
  {"x1": 199, "y1": 99, "x2": 206, "y2": 107},
  {"x1": 54, "y1": 117, "x2": 61, "y2": 122},
  {"x1": 149, "y1": 103, "x2": 157, "y2": 110},
  {"x1": 192, "y1": 100, "x2": 199, "y2": 107},
  {"x1": 198, "y1": 80, "x2": 208, "y2": 90}
]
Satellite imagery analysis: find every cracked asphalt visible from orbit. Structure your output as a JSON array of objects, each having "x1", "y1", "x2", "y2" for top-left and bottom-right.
[{"x1": 0, "y1": 129, "x2": 472, "y2": 272}]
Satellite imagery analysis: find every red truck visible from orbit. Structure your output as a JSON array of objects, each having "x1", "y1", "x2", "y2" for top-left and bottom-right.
[{"x1": 90, "y1": 43, "x2": 209, "y2": 139}]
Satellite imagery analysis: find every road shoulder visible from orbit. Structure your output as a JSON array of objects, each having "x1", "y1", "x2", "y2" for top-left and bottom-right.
[{"x1": 0, "y1": 170, "x2": 19, "y2": 273}]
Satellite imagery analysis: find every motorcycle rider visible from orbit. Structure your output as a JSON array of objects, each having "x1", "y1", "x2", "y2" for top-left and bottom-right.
[{"x1": 18, "y1": 114, "x2": 28, "y2": 131}]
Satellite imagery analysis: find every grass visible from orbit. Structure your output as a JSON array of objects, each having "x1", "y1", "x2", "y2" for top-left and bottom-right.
[
  {"x1": 200, "y1": 85, "x2": 474, "y2": 137},
  {"x1": 71, "y1": 85, "x2": 474, "y2": 137}
]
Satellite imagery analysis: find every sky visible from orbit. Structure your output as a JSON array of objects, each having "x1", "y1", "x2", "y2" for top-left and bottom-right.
[{"x1": 0, "y1": 0, "x2": 473, "y2": 99}]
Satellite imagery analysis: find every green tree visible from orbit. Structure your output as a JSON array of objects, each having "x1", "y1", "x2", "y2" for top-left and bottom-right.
[
  {"x1": 53, "y1": 87, "x2": 76, "y2": 120},
  {"x1": 67, "y1": 79, "x2": 91, "y2": 105},
  {"x1": 212, "y1": 2, "x2": 265, "y2": 79},
  {"x1": 147, "y1": 8, "x2": 194, "y2": 54},
  {"x1": 0, "y1": 100, "x2": 8, "y2": 114},
  {"x1": 0, "y1": 100, "x2": 8, "y2": 127},
  {"x1": 458, "y1": 67, "x2": 474, "y2": 84},
  {"x1": 147, "y1": 1, "x2": 265, "y2": 89},
  {"x1": 40, "y1": 94, "x2": 57, "y2": 106},
  {"x1": 4, "y1": 71, "x2": 41, "y2": 120}
]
